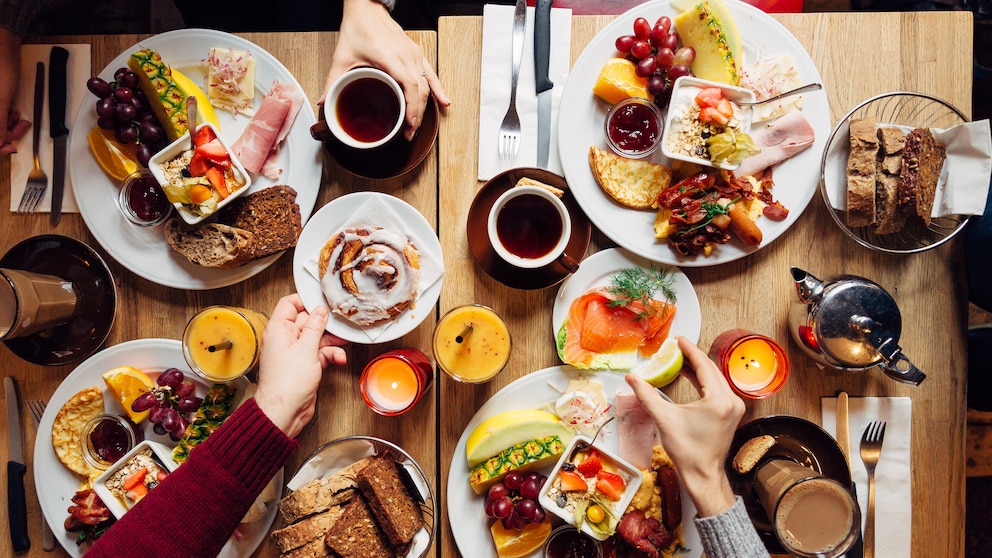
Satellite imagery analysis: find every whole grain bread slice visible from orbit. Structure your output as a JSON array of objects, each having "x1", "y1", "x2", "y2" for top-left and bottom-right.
[
  {"x1": 846, "y1": 117, "x2": 878, "y2": 228},
  {"x1": 324, "y1": 497, "x2": 394, "y2": 558},
  {"x1": 218, "y1": 185, "x2": 302, "y2": 257},
  {"x1": 356, "y1": 456, "x2": 423, "y2": 547},
  {"x1": 278, "y1": 457, "x2": 371, "y2": 524},
  {"x1": 271, "y1": 506, "x2": 347, "y2": 553},
  {"x1": 164, "y1": 219, "x2": 256, "y2": 269},
  {"x1": 898, "y1": 127, "x2": 946, "y2": 226}
]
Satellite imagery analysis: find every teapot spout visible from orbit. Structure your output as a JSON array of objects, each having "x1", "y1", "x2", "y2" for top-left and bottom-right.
[{"x1": 791, "y1": 267, "x2": 824, "y2": 304}]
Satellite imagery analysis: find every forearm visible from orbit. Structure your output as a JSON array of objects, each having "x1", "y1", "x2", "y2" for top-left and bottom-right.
[{"x1": 694, "y1": 496, "x2": 770, "y2": 558}]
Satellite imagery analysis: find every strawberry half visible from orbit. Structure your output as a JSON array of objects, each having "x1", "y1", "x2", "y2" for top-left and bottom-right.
[
  {"x1": 576, "y1": 450, "x2": 602, "y2": 477},
  {"x1": 188, "y1": 152, "x2": 210, "y2": 177},
  {"x1": 558, "y1": 470, "x2": 589, "y2": 492},
  {"x1": 205, "y1": 166, "x2": 230, "y2": 199},
  {"x1": 195, "y1": 139, "x2": 232, "y2": 168},
  {"x1": 194, "y1": 125, "x2": 217, "y2": 147},
  {"x1": 595, "y1": 470, "x2": 626, "y2": 501}
]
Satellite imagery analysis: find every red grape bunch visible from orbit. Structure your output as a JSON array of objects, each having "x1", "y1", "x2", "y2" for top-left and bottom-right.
[
  {"x1": 615, "y1": 16, "x2": 695, "y2": 108},
  {"x1": 86, "y1": 68, "x2": 169, "y2": 167},
  {"x1": 130, "y1": 368, "x2": 203, "y2": 441},
  {"x1": 484, "y1": 471, "x2": 548, "y2": 530}
]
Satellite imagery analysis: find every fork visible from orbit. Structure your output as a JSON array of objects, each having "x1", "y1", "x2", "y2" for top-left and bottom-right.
[
  {"x1": 497, "y1": 0, "x2": 526, "y2": 161},
  {"x1": 859, "y1": 420, "x2": 886, "y2": 558},
  {"x1": 27, "y1": 399, "x2": 56, "y2": 552},
  {"x1": 19, "y1": 62, "x2": 48, "y2": 213}
]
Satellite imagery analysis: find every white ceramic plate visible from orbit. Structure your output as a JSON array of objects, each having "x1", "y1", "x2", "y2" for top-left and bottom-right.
[
  {"x1": 33, "y1": 338, "x2": 278, "y2": 557},
  {"x1": 70, "y1": 28, "x2": 321, "y2": 289},
  {"x1": 447, "y1": 366, "x2": 702, "y2": 558},
  {"x1": 558, "y1": 0, "x2": 830, "y2": 266},
  {"x1": 292, "y1": 192, "x2": 444, "y2": 344},
  {"x1": 552, "y1": 248, "x2": 701, "y2": 366}
]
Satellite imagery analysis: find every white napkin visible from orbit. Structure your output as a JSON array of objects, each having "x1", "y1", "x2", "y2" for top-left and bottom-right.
[
  {"x1": 303, "y1": 195, "x2": 443, "y2": 343},
  {"x1": 478, "y1": 3, "x2": 571, "y2": 180},
  {"x1": 10, "y1": 44, "x2": 89, "y2": 213},
  {"x1": 825, "y1": 119, "x2": 992, "y2": 217},
  {"x1": 821, "y1": 396, "x2": 912, "y2": 558}
]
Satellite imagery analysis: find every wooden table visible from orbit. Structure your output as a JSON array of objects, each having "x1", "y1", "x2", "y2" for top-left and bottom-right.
[
  {"x1": 438, "y1": 10, "x2": 971, "y2": 558},
  {"x1": 0, "y1": 31, "x2": 439, "y2": 558}
]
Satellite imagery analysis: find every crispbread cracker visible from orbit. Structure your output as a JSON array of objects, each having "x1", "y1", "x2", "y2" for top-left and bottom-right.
[
  {"x1": 733, "y1": 434, "x2": 776, "y2": 474},
  {"x1": 52, "y1": 387, "x2": 104, "y2": 478},
  {"x1": 514, "y1": 177, "x2": 564, "y2": 198},
  {"x1": 589, "y1": 145, "x2": 671, "y2": 209}
]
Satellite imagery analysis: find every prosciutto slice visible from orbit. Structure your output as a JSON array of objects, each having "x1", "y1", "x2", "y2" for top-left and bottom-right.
[
  {"x1": 615, "y1": 391, "x2": 661, "y2": 470},
  {"x1": 734, "y1": 109, "x2": 816, "y2": 178},
  {"x1": 231, "y1": 80, "x2": 305, "y2": 179}
]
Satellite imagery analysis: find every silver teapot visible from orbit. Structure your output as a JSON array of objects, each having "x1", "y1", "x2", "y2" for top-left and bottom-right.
[{"x1": 787, "y1": 267, "x2": 926, "y2": 385}]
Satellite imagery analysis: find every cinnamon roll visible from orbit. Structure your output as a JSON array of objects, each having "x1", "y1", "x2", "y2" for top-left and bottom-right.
[{"x1": 318, "y1": 227, "x2": 421, "y2": 326}]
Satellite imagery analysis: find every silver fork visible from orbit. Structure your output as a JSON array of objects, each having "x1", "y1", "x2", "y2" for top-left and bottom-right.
[
  {"x1": 497, "y1": 0, "x2": 526, "y2": 161},
  {"x1": 27, "y1": 399, "x2": 56, "y2": 552},
  {"x1": 19, "y1": 62, "x2": 48, "y2": 213},
  {"x1": 859, "y1": 420, "x2": 886, "y2": 558}
]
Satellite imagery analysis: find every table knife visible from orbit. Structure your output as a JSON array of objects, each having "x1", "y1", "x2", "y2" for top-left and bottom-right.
[
  {"x1": 837, "y1": 391, "x2": 864, "y2": 557},
  {"x1": 5, "y1": 376, "x2": 30, "y2": 552},
  {"x1": 48, "y1": 46, "x2": 69, "y2": 226},
  {"x1": 534, "y1": 0, "x2": 553, "y2": 169}
]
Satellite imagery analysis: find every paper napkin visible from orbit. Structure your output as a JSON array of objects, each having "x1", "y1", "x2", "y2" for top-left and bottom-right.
[
  {"x1": 10, "y1": 44, "x2": 89, "y2": 213},
  {"x1": 303, "y1": 195, "x2": 443, "y2": 343},
  {"x1": 478, "y1": 3, "x2": 571, "y2": 180},
  {"x1": 821, "y1": 396, "x2": 912, "y2": 558}
]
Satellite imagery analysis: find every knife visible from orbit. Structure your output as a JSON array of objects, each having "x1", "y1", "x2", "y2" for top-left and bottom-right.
[
  {"x1": 534, "y1": 0, "x2": 553, "y2": 169},
  {"x1": 837, "y1": 391, "x2": 864, "y2": 557},
  {"x1": 5, "y1": 377, "x2": 30, "y2": 552},
  {"x1": 48, "y1": 46, "x2": 69, "y2": 226}
]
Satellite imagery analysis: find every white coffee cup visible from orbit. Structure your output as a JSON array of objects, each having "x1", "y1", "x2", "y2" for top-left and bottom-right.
[
  {"x1": 487, "y1": 186, "x2": 579, "y2": 272},
  {"x1": 323, "y1": 67, "x2": 405, "y2": 149}
]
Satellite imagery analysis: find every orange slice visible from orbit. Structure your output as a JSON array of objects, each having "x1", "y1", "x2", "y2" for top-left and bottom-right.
[
  {"x1": 87, "y1": 126, "x2": 140, "y2": 182},
  {"x1": 102, "y1": 366, "x2": 155, "y2": 423},
  {"x1": 490, "y1": 516, "x2": 552, "y2": 558},
  {"x1": 592, "y1": 57, "x2": 651, "y2": 105}
]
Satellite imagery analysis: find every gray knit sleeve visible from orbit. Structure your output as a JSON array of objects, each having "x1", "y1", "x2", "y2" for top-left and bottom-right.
[
  {"x1": 371, "y1": 0, "x2": 395, "y2": 11},
  {"x1": 693, "y1": 496, "x2": 771, "y2": 558}
]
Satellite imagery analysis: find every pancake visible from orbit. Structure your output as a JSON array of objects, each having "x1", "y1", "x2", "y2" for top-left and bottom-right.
[{"x1": 52, "y1": 386, "x2": 104, "y2": 478}]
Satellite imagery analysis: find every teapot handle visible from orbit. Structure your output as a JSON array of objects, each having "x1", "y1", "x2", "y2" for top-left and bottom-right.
[{"x1": 876, "y1": 338, "x2": 926, "y2": 385}]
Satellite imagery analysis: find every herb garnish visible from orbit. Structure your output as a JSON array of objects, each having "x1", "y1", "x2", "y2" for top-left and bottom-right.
[{"x1": 605, "y1": 266, "x2": 677, "y2": 320}]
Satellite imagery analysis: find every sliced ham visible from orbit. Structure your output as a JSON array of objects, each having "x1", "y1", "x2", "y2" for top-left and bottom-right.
[
  {"x1": 231, "y1": 80, "x2": 305, "y2": 179},
  {"x1": 734, "y1": 109, "x2": 816, "y2": 178},
  {"x1": 615, "y1": 391, "x2": 661, "y2": 470}
]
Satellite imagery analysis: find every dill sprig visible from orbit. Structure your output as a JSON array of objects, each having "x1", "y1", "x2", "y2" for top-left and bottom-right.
[{"x1": 605, "y1": 266, "x2": 677, "y2": 319}]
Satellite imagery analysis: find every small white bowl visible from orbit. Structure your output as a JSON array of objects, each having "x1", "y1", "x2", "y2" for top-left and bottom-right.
[
  {"x1": 92, "y1": 440, "x2": 178, "y2": 519},
  {"x1": 148, "y1": 122, "x2": 251, "y2": 225},
  {"x1": 538, "y1": 435, "x2": 642, "y2": 541},
  {"x1": 661, "y1": 76, "x2": 756, "y2": 171}
]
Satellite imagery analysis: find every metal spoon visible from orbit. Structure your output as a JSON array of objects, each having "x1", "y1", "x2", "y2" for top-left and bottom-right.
[
  {"x1": 186, "y1": 96, "x2": 197, "y2": 151},
  {"x1": 736, "y1": 82, "x2": 822, "y2": 106}
]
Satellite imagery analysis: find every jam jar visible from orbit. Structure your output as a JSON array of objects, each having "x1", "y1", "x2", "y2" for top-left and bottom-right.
[
  {"x1": 604, "y1": 97, "x2": 663, "y2": 159},
  {"x1": 82, "y1": 414, "x2": 144, "y2": 470}
]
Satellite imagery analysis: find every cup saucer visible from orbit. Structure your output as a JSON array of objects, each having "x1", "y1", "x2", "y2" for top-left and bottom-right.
[
  {"x1": 467, "y1": 168, "x2": 591, "y2": 290},
  {"x1": 0, "y1": 235, "x2": 116, "y2": 366},
  {"x1": 319, "y1": 95, "x2": 439, "y2": 180}
]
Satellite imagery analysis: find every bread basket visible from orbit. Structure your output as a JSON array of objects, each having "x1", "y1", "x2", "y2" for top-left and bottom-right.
[{"x1": 819, "y1": 91, "x2": 970, "y2": 253}]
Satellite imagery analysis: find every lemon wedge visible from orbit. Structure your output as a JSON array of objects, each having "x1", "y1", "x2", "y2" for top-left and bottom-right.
[{"x1": 631, "y1": 338, "x2": 684, "y2": 388}]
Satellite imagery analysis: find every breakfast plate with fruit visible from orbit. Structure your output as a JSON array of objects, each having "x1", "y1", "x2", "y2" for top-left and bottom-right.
[
  {"x1": 447, "y1": 366, "x2": 702, "y2": 558},
  {"x1": 557, "y1": 0, "x2": 830, "y2": 267},
  {"x1": 33, "y1": 338, "x2": 278, "y2": 557},
  {"x1": 70, "y1": 28, "x2": 320, "y2": 289}
]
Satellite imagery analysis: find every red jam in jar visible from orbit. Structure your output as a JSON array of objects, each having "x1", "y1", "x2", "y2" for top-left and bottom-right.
[
  {"x1": 83, "y1": 415, "x2": 143, "y2": 469},
  {"x1": 129, "y1": 174, "x2": 170, "y2": 222},
  {"x1": 606, "y1": 98, "x2": 661, "y2": 156},
  {"x1": 544, "y1": 525, "x2": 602, "y2": 558}
]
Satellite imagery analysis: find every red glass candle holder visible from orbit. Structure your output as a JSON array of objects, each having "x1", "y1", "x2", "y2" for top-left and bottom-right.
[
  {"x1": 360, "y1": 348, "x2": 433, "y2": 416},
  {"x1": 708, "y1": 329, "x2": 790, "y2": 399}
]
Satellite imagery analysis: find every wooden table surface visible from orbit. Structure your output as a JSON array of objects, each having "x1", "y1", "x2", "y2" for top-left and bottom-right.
[
  {"x1": 0, "y1": 9, "x2": 972, "y2": 558},
  {"x1": 438, "y1": 10, "x2": 971, "y2": 558}
]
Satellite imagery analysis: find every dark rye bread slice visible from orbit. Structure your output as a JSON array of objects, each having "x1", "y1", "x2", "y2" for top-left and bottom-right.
[
  {"x1": 356, "y1": 456, "x2": 423, "y2": 547},
  {"x1": 324, "y1": 497, "x2": 394, "y2": 558},
  {"x1": 218, "y1": 185, "x2": 302, "y2": 257},
  {"x1": 277, "y1": 457, "x2": 371, "y2": 524},
  {"x1": 898, "y1": 127, "x2": 946, "y2": 226},
  {"x1": 164, "y1": 219, "x2": 256, "y2": 269},
  {"x1": 874, "y1": 127, "x2": 906, "y2": 235},
  {"x1": 846, "y1": 117, "x2": 878, "y2": 228}
]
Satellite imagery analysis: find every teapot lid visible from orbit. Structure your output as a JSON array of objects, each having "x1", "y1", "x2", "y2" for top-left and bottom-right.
[{"x1": 814, "y1": 277, "x2": 902, "y2": 367}]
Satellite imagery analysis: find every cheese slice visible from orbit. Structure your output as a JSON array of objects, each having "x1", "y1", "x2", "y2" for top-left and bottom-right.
[{"x1": 206, "y1": 48, "x2": 256, "y2": 115}]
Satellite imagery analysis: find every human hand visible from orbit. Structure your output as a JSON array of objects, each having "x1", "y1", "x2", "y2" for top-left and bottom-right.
[
  {"x1": 322, "y1": 0, "x2": 451, "y2": 141},
  {"x1": 625, "y1": 335, "x2": 746, "y2": 517},
  {"x1": 0, "y1": 28, "x2": 30, "y2": 155},
  {"x1": 255, "y1": 294, "x2": 348, "y2": 438}
]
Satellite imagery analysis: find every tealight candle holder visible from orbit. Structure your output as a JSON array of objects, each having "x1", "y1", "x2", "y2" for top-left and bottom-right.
[
  {"x1": 360, "y1": 348, "x2": 433, "y2": 416},
  {"x1": 708, "y1": 329, "x2": 790, "y2": 399}
]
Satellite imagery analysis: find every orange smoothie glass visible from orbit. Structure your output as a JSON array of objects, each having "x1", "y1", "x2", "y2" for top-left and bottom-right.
[
  {"x1": 360, "y1": 348, "x2": 433, "y2": 416},
  {"x1": 433, "y1": 304, "x2": 511, "y2": 383},
  {"x1": 182, "y1": 306, "x2": 268, "y2": 382},
  {"x1": 709, "y1": 329, "x2": 790, "y2": 399}
]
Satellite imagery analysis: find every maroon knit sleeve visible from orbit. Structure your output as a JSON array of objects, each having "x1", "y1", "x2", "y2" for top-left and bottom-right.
[{"x1": 85, "y1": 398, "x2": 298, "y2": 558}]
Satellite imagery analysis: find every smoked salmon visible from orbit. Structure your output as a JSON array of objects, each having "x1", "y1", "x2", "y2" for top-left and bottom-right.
[{"x1": 558, "y1": 288, "x2": 676, "y2": 369}]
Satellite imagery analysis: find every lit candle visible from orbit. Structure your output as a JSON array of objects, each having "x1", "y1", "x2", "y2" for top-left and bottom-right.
[
  {"x1": 433, "y1": 305, "x2": 511, "y2": 383},
  {"x1": 360, "y1": 348, "x2": 433, "y2": 416},
  {"x1": 727, "y1": 338, "x2": 779, "y2": 392}
]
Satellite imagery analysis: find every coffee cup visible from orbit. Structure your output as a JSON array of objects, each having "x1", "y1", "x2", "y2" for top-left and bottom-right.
[
  {"x1": 487, "y1": 185, "x2": 579, "y2": 272},
  {"x1": 753, "y1": 459, "x2": 861, "y2": 557},
  {"x1": 310, "y1": 67, "x2": 405, "y2": 149},
  {"x1": 0, "y1": 268, "x2": 78, "y2": 340}
]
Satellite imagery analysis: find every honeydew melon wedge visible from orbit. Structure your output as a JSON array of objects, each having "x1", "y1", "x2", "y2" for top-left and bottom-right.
[{"x1": 466, "y1": 409, "x2": 575, "y2": 467}]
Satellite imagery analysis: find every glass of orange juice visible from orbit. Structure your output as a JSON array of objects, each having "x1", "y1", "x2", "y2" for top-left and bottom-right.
[
  {"x1": 433, "y1": 304, "x2": 511, "y2": 383},
  {"x1": 708, "y1": 329, "x2": 789, "y2": 399},
  {"x1": 182, "y1": 306, "x2": 268, "y2": 383},
  {"x1": 360, "y1": 348, "x2": 433, "y2": 416}
]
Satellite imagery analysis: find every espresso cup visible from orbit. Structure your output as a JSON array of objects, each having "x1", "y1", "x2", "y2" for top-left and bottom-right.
[
  {"x1": 0, "y1": 268, "x2": 78, "y2": 340},
  {"x1": 311, "y1": 67, "x2": 405, "y2": 149},
  {"x1": 487, "y1": 185, "x2": 579, "y2": 272},
  {"x1": 753, "y1": 459, "x2": 861, "y2": 558}
]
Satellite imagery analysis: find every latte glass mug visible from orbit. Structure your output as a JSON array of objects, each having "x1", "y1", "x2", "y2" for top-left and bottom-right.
[
  {"x1": 753, "y1": 459, "x2": 861, "y2": 557},
  {"x1": 0, "y1": 268, "x2": 78, "y2": 340}
]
